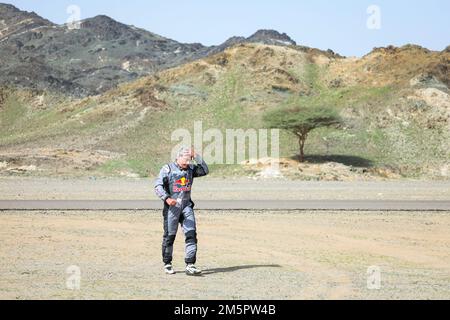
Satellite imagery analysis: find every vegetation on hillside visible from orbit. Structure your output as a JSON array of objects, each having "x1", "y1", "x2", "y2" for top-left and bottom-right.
[{"x1": 0, "y1": 43, "x2": 449, "y2": 180}]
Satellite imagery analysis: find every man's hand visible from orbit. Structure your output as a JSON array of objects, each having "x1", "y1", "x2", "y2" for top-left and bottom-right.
[
  {"x1": 190, "y1": 146, "x2": 199, "y2": 160},
  {"x1": 166, "y1": 198, "x2": 177, "y2": 206}
]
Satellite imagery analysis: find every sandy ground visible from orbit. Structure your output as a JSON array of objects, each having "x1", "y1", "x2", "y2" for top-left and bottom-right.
[
  {"x1": 1, "y1": 177, "x2": 450, "y2": 200},
  {"x1": 1, "y1": 210, "x2": 449, "y2": 300}
]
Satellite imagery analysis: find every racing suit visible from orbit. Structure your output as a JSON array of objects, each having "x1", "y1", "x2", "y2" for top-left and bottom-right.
[{"x1": 154, "y1": 155, "x2": 209, "y2": 265}]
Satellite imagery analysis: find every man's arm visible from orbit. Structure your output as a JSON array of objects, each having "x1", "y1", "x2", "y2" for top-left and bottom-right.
[
  {"x1": 154, "y1": 165, "x2": 171, "y2": 202},
  {"x1": 192, "y1": 154, "x2": 209, "y2": 178}
]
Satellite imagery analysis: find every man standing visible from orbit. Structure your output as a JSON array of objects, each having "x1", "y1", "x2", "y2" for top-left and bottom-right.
[{"x1": 154, "y1": 146, "x2": 209, "y2": 276}]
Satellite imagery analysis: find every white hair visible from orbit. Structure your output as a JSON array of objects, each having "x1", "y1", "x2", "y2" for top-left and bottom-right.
[{"x1": 175, "y1": 146, "x2": 191, "y2": 160}]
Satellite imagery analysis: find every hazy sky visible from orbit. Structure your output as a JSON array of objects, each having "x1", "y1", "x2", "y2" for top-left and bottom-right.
[{"x1": 5, "y1": 0, "x2": 450, "y2": 57}]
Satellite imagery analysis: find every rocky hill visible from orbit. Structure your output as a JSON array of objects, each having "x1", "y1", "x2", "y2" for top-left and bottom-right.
[
  {"x1": 207, "y1": 29, "x2": 298, "y2": 55},
  {"x1": 0, "y1": 3, "x2": 448, "y2": 180},
  {"x1": 0, "y1": 40, "x2": 448, "y2": 179},
  {"x1": 0, "y1": 4, "x2": 211, "y2": 96},
  {"x1": 0, "y1": 3, "x2": 54, "y2": 39},
  {"x1": 0, "y1": 3, "x2": 316, "y2": 97}
]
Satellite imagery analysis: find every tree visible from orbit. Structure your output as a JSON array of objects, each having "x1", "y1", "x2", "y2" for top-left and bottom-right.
[{"x1": 263, "y1": 105, "x2": 343, "y2": 162}]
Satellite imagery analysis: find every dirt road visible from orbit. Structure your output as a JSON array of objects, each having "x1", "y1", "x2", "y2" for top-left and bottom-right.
[
  {"x1": 1, "y1": 200, "x2": 449, "y2": 211},
  {"x1": 1, "y1": 177, "x2": 449, "y2": 201},
  {"x1": 1, "y1": 210, "x2": 449, "y2": 300}
]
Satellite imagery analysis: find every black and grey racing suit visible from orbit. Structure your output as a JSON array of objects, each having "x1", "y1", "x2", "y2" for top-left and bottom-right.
[{"x1": 154, "y1": 155, "x2": 209, "y2": 265}]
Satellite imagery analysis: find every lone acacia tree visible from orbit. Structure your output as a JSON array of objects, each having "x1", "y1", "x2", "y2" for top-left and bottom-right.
[{"x1": 263, "y1": 105, "x2": 342, "y2": 162}]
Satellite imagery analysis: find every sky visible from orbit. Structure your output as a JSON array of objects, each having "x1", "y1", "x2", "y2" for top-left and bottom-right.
[{"x1": 4, "y1": 0, "x2": 450, "y2": 57}]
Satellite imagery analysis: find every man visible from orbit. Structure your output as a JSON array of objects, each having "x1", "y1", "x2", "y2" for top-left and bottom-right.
[{"x1": 154, "y1": 146, "x2": 209, "y2": 276}]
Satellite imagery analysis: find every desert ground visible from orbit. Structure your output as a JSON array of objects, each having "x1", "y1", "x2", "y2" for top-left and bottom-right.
[
  {"x1": 1, "y1": 178, "x2": 449, "y2": 300},
  {"x1": 0, "y1": 209, "x2": 449, "y2": 300}
]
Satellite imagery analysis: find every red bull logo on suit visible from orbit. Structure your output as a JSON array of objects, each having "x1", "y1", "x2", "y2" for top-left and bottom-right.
[{"x1": 173, "y1": 177, "x2": 192, "y2": 192}]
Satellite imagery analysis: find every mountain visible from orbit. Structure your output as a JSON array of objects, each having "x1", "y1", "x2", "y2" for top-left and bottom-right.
[
  {"x1": 207, "y1": 29, "x2": 298, "y2": 55},
  {"x1": 1, "y1": 41, "x2": 448, "y2": 179},
  {"x1": 0, "y1": 3, "x2": 330, "y2": 96},
  {"x1": 1, "y1": 4, "x2": 449, "y2": 180},
  {"x1": 0, "y1": 4, "x2": 211, "y2": 96},
  {"x1": 246, "y1": 29, "x2": 297, "y2": 46},
  {"x1": 0, "y1": 3, "x2": 54, "y2": 40}
]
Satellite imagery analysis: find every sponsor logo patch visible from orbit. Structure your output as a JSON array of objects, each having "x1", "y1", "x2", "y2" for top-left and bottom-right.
[{"x1": 173, "y1": 176, "x2": 191, "y2": 192}]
